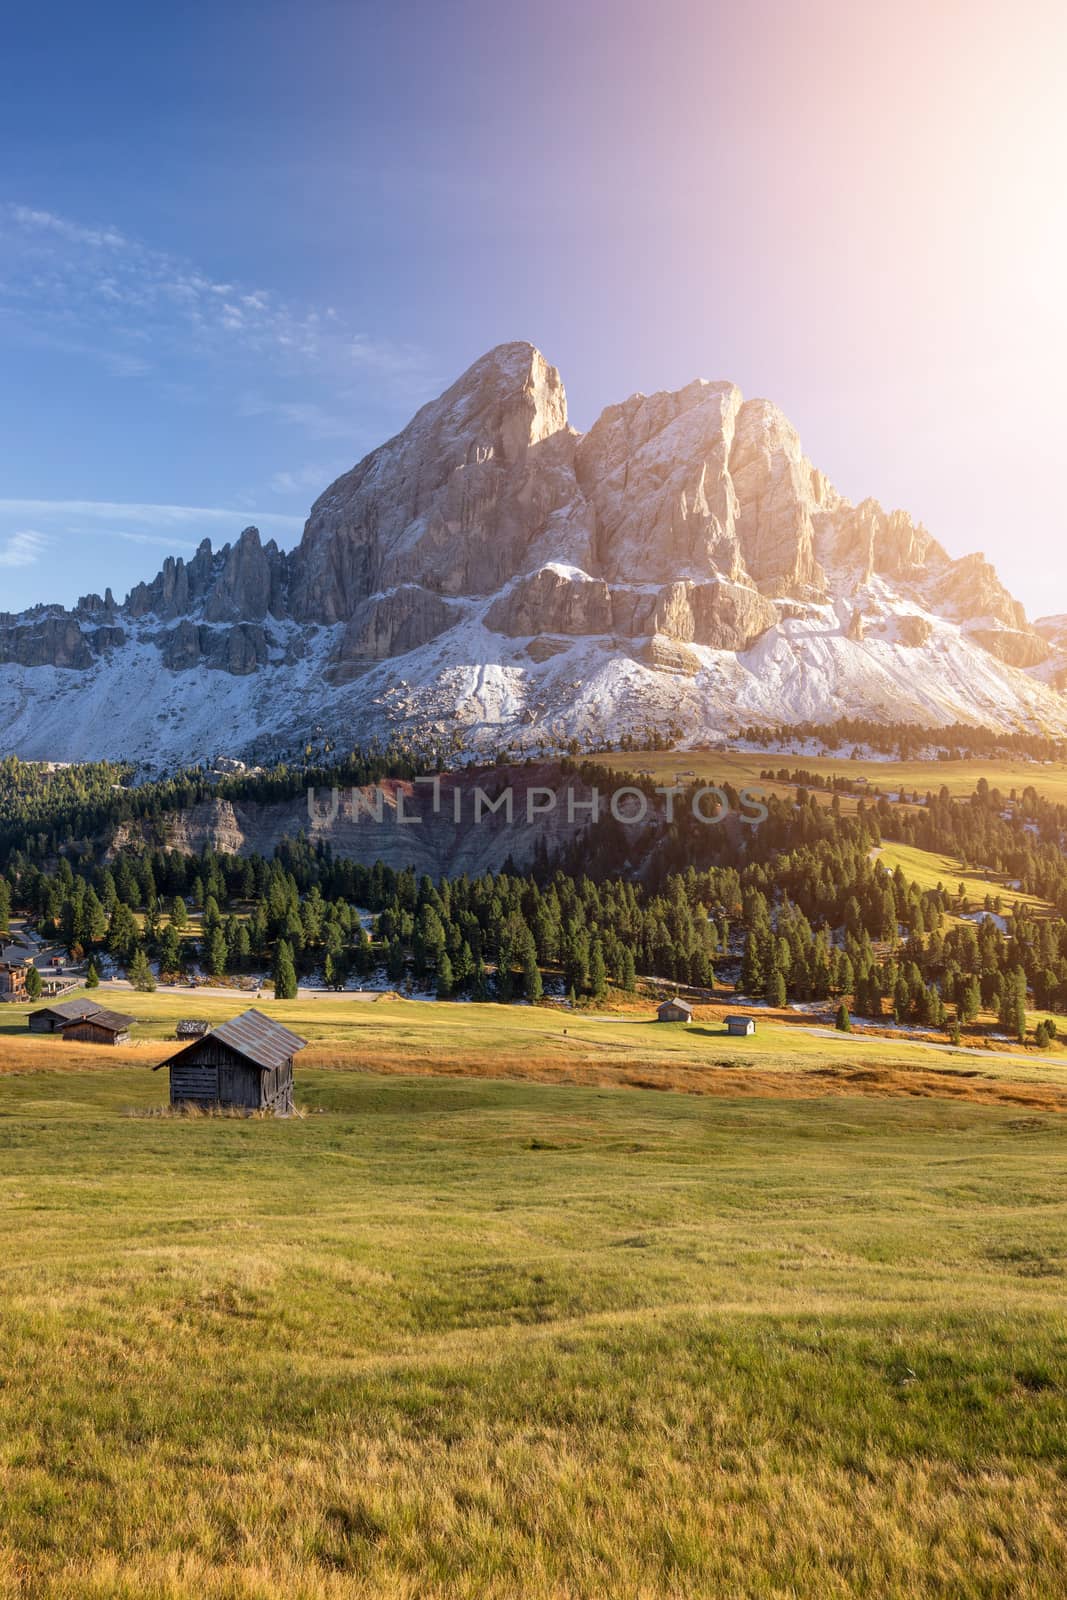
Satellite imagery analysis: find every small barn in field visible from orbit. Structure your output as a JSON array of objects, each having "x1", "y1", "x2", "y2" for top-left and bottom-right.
[
  {"x1": 175, "y1": 1018, "x2": 210, "y2": 1040},
  {"x1": 29, "y1": 998, "x2": 134, "y2": 1043},
  {"x1": 159, "y1": 1009, "x2": 307, "y2": 1114},
  {"x1": 725, "y1": 1015, "x2": 756, "y2": 1037},
  {"x1": 59, "y1": 1007, "x2": 136, "y2": 1045},
  {"x1": 657, "y1": 997, "x2": 694, "y2": 1023}
]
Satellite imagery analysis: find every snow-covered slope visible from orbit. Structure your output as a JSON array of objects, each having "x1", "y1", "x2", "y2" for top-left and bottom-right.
[{"x1": 1, "y1": 341, "x2": 1065, "y2": 765}]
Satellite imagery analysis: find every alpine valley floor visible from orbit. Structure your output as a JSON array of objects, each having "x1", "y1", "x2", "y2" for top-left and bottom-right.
[{"x1": 0, "y1": 999, "x2": 1065, "y2": 1598}]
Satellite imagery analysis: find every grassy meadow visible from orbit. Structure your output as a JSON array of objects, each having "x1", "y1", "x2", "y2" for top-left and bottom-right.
[
  {"x1": 5, "y1": 988, "x2": 1067, "y2": 1109},
  {"x1": 588, "y1": 748, "x2": 1067, "y2": 806},
  {"x1": 872, "y1": 842, "x2": 1054, "y2": 918},
  {"x1": 1, "y1": 989, "x2": 1067, "y2": 1596},
  {"x1": 0, "y1": 1058, "x2": 1066, "y2": 1599}
]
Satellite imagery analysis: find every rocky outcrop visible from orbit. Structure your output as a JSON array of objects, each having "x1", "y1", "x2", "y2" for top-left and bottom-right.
[
  {"x1": 487, "y1": 569, "x2": 776, "y2": 651},
  {"x1": 577, "y1": 381, "x2": 746, "y2": 585},
  {"x1": 203, "y1": 528, "x2": 287, "y2": 622},
  {"x1": 573, "y1": 381, "x2": 834, "y2": 598},
  {"x1": 830, "y1": 499, "x2": 943, "y2": 581},
  {"x1": 895, "y1": 615, "x2": 933, "y2": 648},
  {"x1": 525, "y1": 635, "x2": 573, "y2": 662},
  {"x1": 1035, "y1": 615, "x2": 1067, "y2": 647},
  {"x1": 640, "y1": 636, "x2": 703, "y2": 675},
  {"x1": 967, "y1": 628, "x2": 1050, "y2": 669},
  {"x1": 934, "y1": 553, "x2": 1028, "y2": 631},
  {"x1": 157, "y1": 621, "x2": 272, "y2": 675},
  {"x1": 728, "y1": 399, "x2": 832, "y2": 595},
  {"x1": 669, "y1": 580, "x2": 777, "y2": 650},
  {"x1": 486, "y1": 567, "x2": 613, "y2": 637},
  {"x1": 0, "y1": 614, "x2": 97, "y2": 669},
  {"x1": 329, "y1": 588, "x2": 461, "y2": 680}
]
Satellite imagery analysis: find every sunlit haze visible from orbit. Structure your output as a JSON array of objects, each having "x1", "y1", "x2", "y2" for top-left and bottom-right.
[{"x1": 2, "y1": 0, "x2": 1065, "y2": 617}]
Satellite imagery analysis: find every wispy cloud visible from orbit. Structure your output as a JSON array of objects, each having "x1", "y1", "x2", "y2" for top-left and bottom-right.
[
  {"x1": 109, "y1": 531, "x2": 199, "y2": 550},
  {"x1": 0, "y1": 499, "x2": 303, "y2": 536},
  {"x1": 9, "y1": 205, "x2": 129, "y2": 250},
  {"x1": 0, "y1": 202, "x2": 436, "y2": 431},
  {"x1": 237, "y1": 393, "x2": 359, "y2": 442},
  {"x1": 0, "y1": 530, "x2": 49, "y2": 568},
  {"x1": 268, "y1": 462, "x2": 350, "y2": 495}
]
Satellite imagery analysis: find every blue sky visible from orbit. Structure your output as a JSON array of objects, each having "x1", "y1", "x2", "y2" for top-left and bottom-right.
[{"x1": 2, "y1": 0, "x2": 1065, "y2": 616}]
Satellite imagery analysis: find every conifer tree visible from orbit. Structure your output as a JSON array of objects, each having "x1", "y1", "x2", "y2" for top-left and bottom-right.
[
  {"x1": 589, "y1": 941, "x2": 608, "y2": 1001},
  {"x1": 208, "y1": 927, "x2": 228, "y2": 979},
  {"x1": 128, "y1": 947, "x2": 156, "y2": 992},
  {"x1": 273, "y1": 939, "x2": 298, "y2": 1001},
  {"x1": 523, "y1": 950, "x2": 543, "y2": 1002}
]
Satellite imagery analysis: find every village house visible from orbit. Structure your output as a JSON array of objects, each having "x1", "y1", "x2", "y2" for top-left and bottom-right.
[
  {"x1": 28, "y1": 998, "x2": 135, "y2": 1044},
  {"x1": 725, "y1": 1015, "x2": 756, "y2": 1037},
  {"x1": 0, "y1": 950, "x2": 30, "y2": 1002},
  {"x1": 657, "y1": 997, "x2": 694, "y2": 1023},
  {"x1": 158, "y1": 1009, "x2": 307, "y2": 1114}
]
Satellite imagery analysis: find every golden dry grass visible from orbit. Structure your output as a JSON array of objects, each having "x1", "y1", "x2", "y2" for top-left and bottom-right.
[
  {"x1": 588, "y1": 748, "x2": 1067, "y2": 805},
  {"x1": 0, "y1": 1064, "x2": 1064, "y2": 1598},
  {"x1": 6, "y1": 992, "x2": 1067, "y2": 1115}
]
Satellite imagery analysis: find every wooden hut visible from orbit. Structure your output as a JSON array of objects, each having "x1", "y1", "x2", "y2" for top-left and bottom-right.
[
  {"x1": 28, "y1": 999, "x2": 134, "y2": 1043},
  {"x1": 175, "y1": 1018, "x2": 210, "y2": 1040},
  {"x1": 57, "y1": 1007, "x2": 135, "y2": 1045},
  {"x1": 159, "y1": 1009, "x2": 307, "y2": 1114},
  {"x1": 29, "y1": 997, "x2": 108, "y2": 1034},
  {"x1": 725, "y1": 1015, "x2": 756, "y2": 1037},
  {"x1": 657, "y1": 997, "x2": 694, "y2": 1023}
]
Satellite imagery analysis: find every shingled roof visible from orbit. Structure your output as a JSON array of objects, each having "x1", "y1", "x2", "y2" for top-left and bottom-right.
[
  {"x1": 36, "y1": 998, "x2": 106, "y2": 1022},
  {"x1": 66, "y1": 1007, "x2": 136, "y2": 1034}
]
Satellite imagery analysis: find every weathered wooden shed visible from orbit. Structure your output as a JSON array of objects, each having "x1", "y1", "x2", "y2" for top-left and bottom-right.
[
  {"x1": 175, "y1": 1018, "x2": 210, "y2": 1040},
  {"x1": 657, "y1": 997, "x2": 694, "y2": 1023},
  {"x1": 725, "y1": 1015, "x2": 756, "y2": 1037},
  {"x1": 29, "y1": 997, "x2": 112, "y2": 1034},
  {"x1": 159, "y1": 1009, "x2": 307, "y2": 1114},
  {"x1": 57, "y1": 1007, "x2": 135, "y2": 1046}
]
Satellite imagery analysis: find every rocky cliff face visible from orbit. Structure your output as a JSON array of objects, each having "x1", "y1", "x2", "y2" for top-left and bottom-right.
[{"x1": 0, "y1": 341, "x2": 1064, "y2": 764}]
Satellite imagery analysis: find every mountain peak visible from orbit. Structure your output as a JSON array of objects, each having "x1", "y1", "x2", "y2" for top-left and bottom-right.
[
  {"x1": 1, "y1": 342, "x2": 1065, "y2": 762},
  {"x1": 437, "y1": 340, "x2": 569, "y2": 456}
]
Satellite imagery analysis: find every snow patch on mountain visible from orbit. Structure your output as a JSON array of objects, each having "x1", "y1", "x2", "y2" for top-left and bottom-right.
[{"x1": 1, "y1": 341, "x2": 1065, "y2": 762}]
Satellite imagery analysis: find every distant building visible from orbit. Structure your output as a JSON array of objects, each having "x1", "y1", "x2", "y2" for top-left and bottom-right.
[
  {"x1": 0, "y1": 952, "x2": 30, "y2": 1002},
  {"x1": 657, "y1": 997, "x2": 694, "y2": 1023},
  {"x1": 159, "y1": 1008, "x2": 307, "y2": 1114},
  {"x1": 58, "y1": 1008, "x2": 135, "y2": 1045},
  {"x1": 725, "y1": 1015, "x2": 756, "y2": 1037},
  {"x1": 42, "y1": 977, "x2": 78, "y2": 999},
  {"x1": 29, "y1": 998, "x2": 102, "y2": 1033},
  {"x1": 175, "y1": 1018, "x2": 210, "y2": 1040},
  {"x1": 28, "y1": 999, "x2": 134, "y2": 1044}
]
